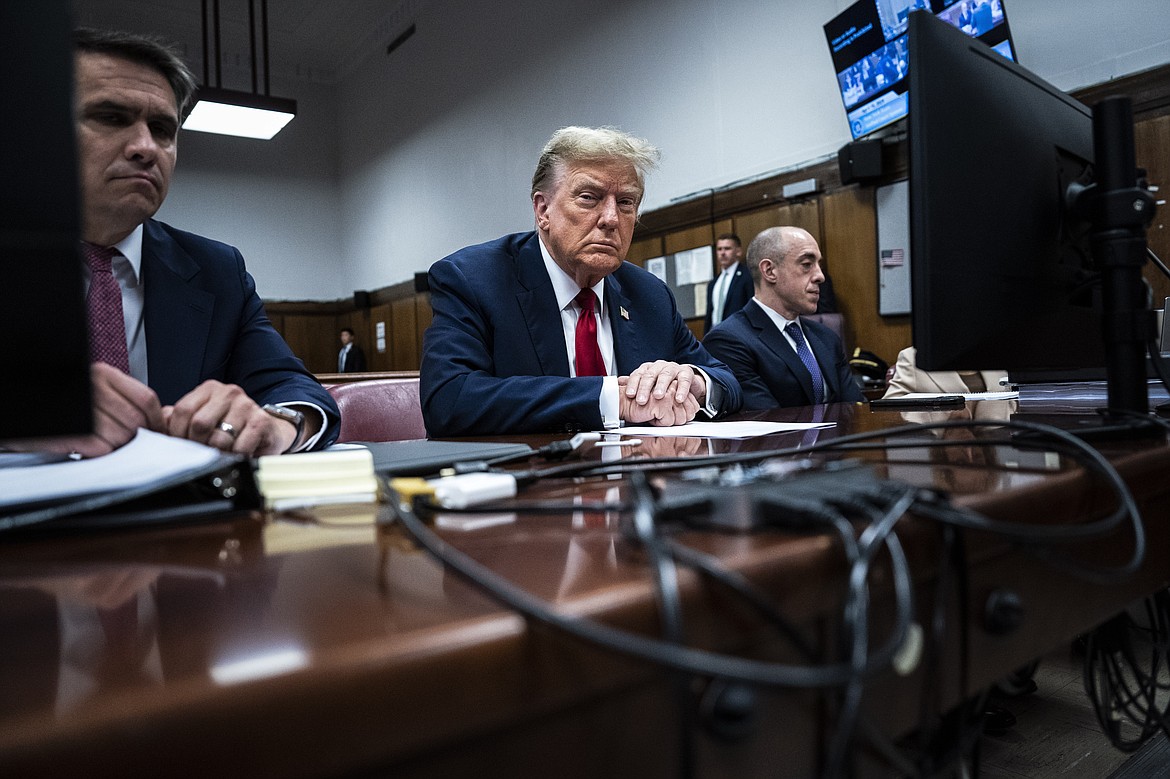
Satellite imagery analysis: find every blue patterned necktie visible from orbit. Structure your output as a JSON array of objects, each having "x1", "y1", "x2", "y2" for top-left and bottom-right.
[{"x1": 785, "y1": 321, "x2": 824, "y2": 405}]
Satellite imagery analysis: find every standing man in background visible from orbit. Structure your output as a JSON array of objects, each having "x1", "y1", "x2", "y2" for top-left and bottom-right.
[
  {"x1": 421, "y1": 126, "x2": 742, "y2": 437},
  {"x1": 19, "y1": 28, "x2": 340, "y2": 458},
  {"x1": 704, "y1": 226, "x2": 862, "y2": 409},
  {"x1": 702, "y1": 233, "x2": 752, "y2": 335},
  {"x1": 338, "y1": 328, "x2": 367, "y2": 373}
]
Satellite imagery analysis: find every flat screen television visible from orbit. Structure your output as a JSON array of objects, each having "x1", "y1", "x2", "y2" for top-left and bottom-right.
[
  {"x1": 907, "y1": 10, "x2": 1155, "y2": 414},
  {"x1": 0, "y1": 2, "x2": 93, "y2": 439},
  {"x1": 825, "y1": 0, "x2": 1015, "y2": 140}
]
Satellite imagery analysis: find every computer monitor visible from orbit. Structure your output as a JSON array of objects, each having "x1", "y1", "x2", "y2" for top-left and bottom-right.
[
  {"x1": 0, "y1": 3, "x2": 93, "y2": 439},
  {"x1": 907, "y1": 11, "x2": 1095, "y2": 373},
  {"x1": 908, "y1": 10, "x2": 1156, "y2": 416}
]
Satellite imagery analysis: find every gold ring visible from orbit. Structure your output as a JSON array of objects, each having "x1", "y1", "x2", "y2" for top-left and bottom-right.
[{"x1": 217, "y1": 421, "x2": 238, "y2": 439}]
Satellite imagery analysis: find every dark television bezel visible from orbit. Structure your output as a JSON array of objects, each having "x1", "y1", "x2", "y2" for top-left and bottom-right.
[{"x1": 0, "y1": 2, "x2": 93, "y2": 439}]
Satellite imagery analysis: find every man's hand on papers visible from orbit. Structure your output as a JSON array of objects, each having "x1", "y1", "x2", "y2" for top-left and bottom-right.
[{"x1": 164, "y1": 380, "x2": 296, "y2": 457}]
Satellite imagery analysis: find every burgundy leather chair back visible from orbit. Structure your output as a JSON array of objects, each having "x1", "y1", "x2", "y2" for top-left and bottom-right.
[
  {"x1": 326, "y1": 378, "x2": 426, "y2": 442},
  {"x1": 803, "y1": 312, "x2": 844, "y2": 342}
]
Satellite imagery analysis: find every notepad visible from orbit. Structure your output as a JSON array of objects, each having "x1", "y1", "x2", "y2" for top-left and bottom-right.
[{"x1": 255, "y1": 448, "x2": 379, "y2": 510}]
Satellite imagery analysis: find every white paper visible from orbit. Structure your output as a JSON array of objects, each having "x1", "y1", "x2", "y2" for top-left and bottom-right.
[
  {"x1": 609, "y1": 420, "x2": 835, "y2": 440},
  {"x1": 674, "y1": 246, "x2": 714, "y2": 286},
  {"x1": 693, "y1": 282, "x2": 708, "y2": 317},
  {"x1": 0, "y1": 429, "x2": 225, "y2": 509},
  {"x1": 645, "y1": 256, "x2": 667, "y2": 281}
]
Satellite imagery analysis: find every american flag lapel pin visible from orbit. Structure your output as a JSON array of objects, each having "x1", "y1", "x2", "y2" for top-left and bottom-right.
[{"x1": 620, "y1": 306, "x2": 630, "y2": 320}]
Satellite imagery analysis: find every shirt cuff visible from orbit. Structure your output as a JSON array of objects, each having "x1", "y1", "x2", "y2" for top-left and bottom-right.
[
  {"x1": 599, "y1": 376, "x2": 621, "y2": 429},
  {"x1": 276, "y1": 401, "x2": 328, "y2": 452},
  {"x1": 688, "y1": 365, "x2": 721, "y2": 419}
]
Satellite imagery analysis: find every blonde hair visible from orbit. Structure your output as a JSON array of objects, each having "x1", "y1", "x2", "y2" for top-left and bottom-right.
[{"x1": 530, "y1": 126, "x2": 660, "y2": 202}]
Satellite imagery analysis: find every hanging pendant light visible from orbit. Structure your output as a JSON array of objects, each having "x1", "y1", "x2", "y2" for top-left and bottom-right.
[{"x1": 182, "y1": 0, "x2": 297, "y2": 140}]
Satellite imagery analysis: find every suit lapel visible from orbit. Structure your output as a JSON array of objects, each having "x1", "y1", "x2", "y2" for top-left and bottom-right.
[
  {"x1": 515, "y1": 234, "x2": 571, "y2": 376},
  {"x1": 142, "y1": 221, "x2": 215, "y2": 403},
  {"x1": 606, "y1": 274, "x2": 639, "y2": 375},
  {"x1": 747, "y1": 302, "x2": 816, "y2": 405}
]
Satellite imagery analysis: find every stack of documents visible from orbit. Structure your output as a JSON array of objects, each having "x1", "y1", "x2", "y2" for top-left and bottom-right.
[
  {"x1": 255, "y1": 448, "x2": 379, "y2": 510},
  {"x1": 0, "y1": 430, "x2": 253, "y2": 532}
]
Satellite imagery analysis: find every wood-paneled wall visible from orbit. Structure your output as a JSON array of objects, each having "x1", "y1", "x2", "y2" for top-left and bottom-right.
[
  {"x1": 265, "y1": 281, "x2": 431, "y2": 375},
  {"x1": 267, "y1": 63, "x2": 1170, "y2": 376}
]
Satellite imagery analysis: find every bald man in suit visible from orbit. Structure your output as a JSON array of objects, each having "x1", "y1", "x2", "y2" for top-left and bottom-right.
[{"x1": 703, "y1": 226, "x2": 863, "y2": 410}]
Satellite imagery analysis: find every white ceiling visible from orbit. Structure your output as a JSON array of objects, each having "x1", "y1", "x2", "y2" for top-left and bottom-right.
[{"x1": 72, "y1": 0, "x2": 418, "y2": 85}]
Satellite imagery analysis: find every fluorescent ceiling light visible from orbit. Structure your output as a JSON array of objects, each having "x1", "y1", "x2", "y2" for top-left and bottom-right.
[{"x1": 182, "y1": 86, "x2": 297, "y2": 140}]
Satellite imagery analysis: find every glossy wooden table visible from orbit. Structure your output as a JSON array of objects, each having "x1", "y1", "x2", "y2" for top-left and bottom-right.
[{"x1": 1, "y1": 402, "x2": 1168, "y2": 778}]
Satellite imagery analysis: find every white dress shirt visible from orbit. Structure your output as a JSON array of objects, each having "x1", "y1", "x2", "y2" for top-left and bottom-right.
[{"x1": 710, "y1": 262, "x2": 739, "y2": 326}]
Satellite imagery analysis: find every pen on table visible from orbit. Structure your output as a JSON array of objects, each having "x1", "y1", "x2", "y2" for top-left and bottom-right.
[{"x1": 595, "y1": 439, "x2": 642, "y2": 448}]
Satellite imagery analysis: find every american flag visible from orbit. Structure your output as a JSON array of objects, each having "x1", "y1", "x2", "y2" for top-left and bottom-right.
[{"x1": 881, "y1": 248, "x2": 905, "y2": 268}]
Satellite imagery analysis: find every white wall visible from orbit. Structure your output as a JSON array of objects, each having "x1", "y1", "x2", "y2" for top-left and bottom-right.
[
  {"x1": 156, "y1": 77, "x2": 345, "y2": 300},
  {"x1": 160, "y1": 0, "x2": 1170, "y2": 300}
]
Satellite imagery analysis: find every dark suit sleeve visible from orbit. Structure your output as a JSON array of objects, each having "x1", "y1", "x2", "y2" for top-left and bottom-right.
[
  {"x1": 667, "y1": 315, "x2": 742, "y2": 417},
  {"x1": 350, "y1": 346, "x2": 367, "y2": 372},
  {"x1": 701, "y1": 326, "x2": 781, "y2": 412},
  {"x1": 726, "y1": 272, "x2": 753, "y2": 319},
  {"x1": 221, "y1": 252, "x2": 341, "y2": 448},
  {"x1": 421, "y1": 256, "x2": 608, "y2": 437},
  {"x1": 143, "y1": 222, "x2": 340, "y2": 449}
]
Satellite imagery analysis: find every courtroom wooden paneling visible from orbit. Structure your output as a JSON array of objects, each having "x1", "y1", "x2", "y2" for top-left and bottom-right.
[
  {"x1": 663, "y1": 225, "x2": 715, "y2": 255},
  {"x1": 821, "y1": 186, "x2": 911, "y2": 364},
  {"x1": 364, "y1": 302, "x2": 393, "y2": 372},
  {"x1": 732, "y1": 200, "x2": 823, "y2": 252},
  {"x1": 272, "y1": 310, "x2": 336, "y2": 374},
  {"x1": 415, "y1": 293, "x2": 432, "y2": 368},
  {"x1": 391, "y1": 296, "x2": 419, "y2": 371},
  {"x1": 626, "y1": 235, "x2": 663, "y2": 267}
]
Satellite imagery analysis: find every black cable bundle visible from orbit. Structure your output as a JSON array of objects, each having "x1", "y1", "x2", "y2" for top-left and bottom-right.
[
  {"x1": 389, "y1": 415, "x2": 1151, "y2": 777},
  {"x1": 1084, "y1": 590, "x2": 1170, "y2": 752}
]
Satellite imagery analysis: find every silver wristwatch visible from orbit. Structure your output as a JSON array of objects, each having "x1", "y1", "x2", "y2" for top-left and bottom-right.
[{"x1": 262, "y1": 404, "x2": 306, "y2": 453}]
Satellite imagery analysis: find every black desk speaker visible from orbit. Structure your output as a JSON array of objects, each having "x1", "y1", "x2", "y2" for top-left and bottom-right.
[{"x1": 838, "y1": 139, "x2": 883, "y2": 185}]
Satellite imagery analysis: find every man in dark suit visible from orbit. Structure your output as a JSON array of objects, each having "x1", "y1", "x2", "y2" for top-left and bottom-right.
[
  {"x1": 338, "y1": 328, "x2": 367, "y2": 373},
  {"x1": 421, "y1": 126, "x2": 741, "y2": 436},
  {"x1": 24, "y1": 29, "x2": 339, "y2": 458},
  {"x1": 702, "y1": 233, "x2": 753, "y2": 335},
  {"x1": 703, "y1": 226, "x2": 863, "y2": 410}
]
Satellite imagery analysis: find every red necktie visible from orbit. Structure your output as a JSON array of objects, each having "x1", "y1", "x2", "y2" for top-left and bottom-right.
[
  {"x1": 83, "y1": 243, "x2": 131, "y2": 374},
  {"x1": 574, "y1": 289, "x2": 606, "y2": 377}
]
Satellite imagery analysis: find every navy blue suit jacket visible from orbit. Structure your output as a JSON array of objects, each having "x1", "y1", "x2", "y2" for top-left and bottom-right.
[
  {"x1": 421, "y1": 231, "x2": 742, "y2": 436},
  {"x1": 702, "y1": 300, "x2": 863, "y2": 410},
  {"x1": 703, "y1": 263, "x2": 753, "y2": 334},
  {"x1": 141, "y1": 220, "x2": 340, "y2": 447}
]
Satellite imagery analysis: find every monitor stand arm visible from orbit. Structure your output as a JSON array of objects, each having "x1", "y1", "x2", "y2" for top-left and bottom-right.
[{"x1": 1068, "y1": 96, "x2": 1158, "y2": 415}]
